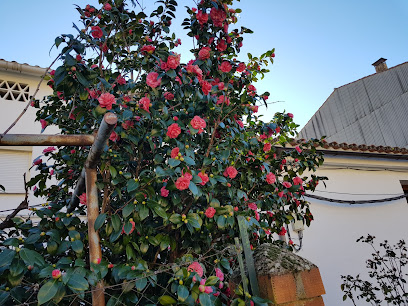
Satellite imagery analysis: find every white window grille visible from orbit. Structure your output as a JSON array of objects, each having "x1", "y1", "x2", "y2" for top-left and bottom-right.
[{"x1": 0, "y1": 80, "x2": 30, "y2": 102}]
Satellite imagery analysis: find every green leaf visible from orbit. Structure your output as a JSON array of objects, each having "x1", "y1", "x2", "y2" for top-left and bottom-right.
[
  {"x1": 152, "y1": 205, "x2": 168, "y2": 220},
  {"x1": 205, "y1": 276, "x2": 219, "y2": 286},
  {"x1": 67, "y1": 274, "x2": 89, "y2": 291},
  {"x1": 217, "y1": 216, "x2": 226, "y2": 229},
  {"x1": 135, "y1": 277, "x2": 147, "y2": 291},
  {"x1": 178, "y1": 285, "x2": 189, "y2": 302},
  {"x1": 0, "y1": 249, "x2": 16, "y2": 268},
  {"x1": 71, "y1": 240, "x2": 84, "y2": 253},
  {"x1": 168, "y1": 158, "x2": 181, "y2": 167},
  {"x1": 199, "y1": 293, "x2": 213, "y2": 306},
  {"x1": 139, "y1": 204, "x2": 149, "y2": 220},
  {"x1": 203, "y1": 157, "x2": 213, "y2": 166},
  {"x1": 159, "y1": 295, "x2": 177, "y2": 305},
  {"x1": 38, "y1": 280, "x2": 59, "y2": 305},
  {"x1": 109, "y1": 165, "x2": 117, "y2": 178},
  {"x1": 123, "y1": 203, "x2": 135, "y2": 218},
  {"x1": 124, "y1": 221, "x2": 133, "y2": 234},
  {"x1": 111, "y1": 215, "x2": 121, "y2": 232},
  {"x1": 183, "y1": 156, "x2": 195, "y2": 166},
  {"x1": 127, "y1": 179, "x2": 139, "y2": 192},
  {"x1": 94, "y1": 213, "x2": 106, "y2": 231},
  {"x1": 75, "y1": 71, "x2": 89, "y2": 87},
  {"x1": 19, "y1": 248, "x2": 45, "y2": 267},
  {"x1": 189, "y1": 181, "x2": 199, "y2": 196},
  {"x1": 169, "y1": 214, "x2": 181, "y2": 224}
]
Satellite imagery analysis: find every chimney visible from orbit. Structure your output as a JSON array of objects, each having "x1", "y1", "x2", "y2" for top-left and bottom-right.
[{"x1": 372, "y1": 58, "x2": 388, "y2": 73}]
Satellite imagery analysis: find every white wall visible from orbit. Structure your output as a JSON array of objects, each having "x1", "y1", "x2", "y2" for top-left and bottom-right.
[
  {"x1": 297, "y1": 154, "x2": 408, "y2": 305},
  {"x1": 0, "y1": 69, "x2": 54, "y2": 214}
]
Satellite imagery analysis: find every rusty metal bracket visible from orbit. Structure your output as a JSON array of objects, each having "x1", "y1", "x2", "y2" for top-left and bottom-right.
[{"x1": 0, "y1": 134, "x2": 94, "y2": 146}]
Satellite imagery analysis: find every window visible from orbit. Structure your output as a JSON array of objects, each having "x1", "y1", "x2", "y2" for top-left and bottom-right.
[
  {"x1": 0, "y1": 79, "x2": 30, "y2": 102},
  {"x1": 0, "y1": 149, "x2": 32, "y2": 194}
]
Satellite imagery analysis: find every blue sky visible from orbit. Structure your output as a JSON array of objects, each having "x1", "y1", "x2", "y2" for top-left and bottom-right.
[{"x1": 1, "y1": 0, "x2": 407, "y2": 128}]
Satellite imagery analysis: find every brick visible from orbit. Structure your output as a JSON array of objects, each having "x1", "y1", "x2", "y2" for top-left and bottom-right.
[
  {"x1": 300, "y1": 268, "x2": 326, "y2": 299},
  {"x1": 257, "y1": 273, "x2": 297, "y2": 304}
]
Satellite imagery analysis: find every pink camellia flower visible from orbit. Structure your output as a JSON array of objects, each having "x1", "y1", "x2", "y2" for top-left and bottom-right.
[
  {"x1": 40, "y1": 119, "x2": 48, "y2": 130},
  {"x1": 91, "y1": 26, "x2": 103, "y2": 39},
  {"x1": 250, "y1": 105, "x2": 259, "y2": 113},
  {"x1": 198, "y1": 47, "x2": 211, "y2": 60},
  {"x1": 116, "y1": 75, "x2": 126, "y2": 85},
  {"x1": 141, "y1": 45, "x2": 155, "y2": 54},
  {"x1": 282, "y1": 181, "x2": 292, "y2": 189},
  {"x1": 236, "y1": 62, "x2": 246, "y2": 73},
  {"x1": 223, "y1": 166, "x2": 238, "y2": 179},
  {"x1": 164, "y1": 92, "x2": 174, "y2": 100},
  {"x1": 293, "y1": 176, "x2": 303, "y2": 185},
  {"x1": 139, "y1": 95, "x2": 151, "y2": 113},
  {"x1": 167, "y1": 123, "x2": 181, "y2": 139},
  {"x1": 217, "y1": 39, "x2": 227, "y2": 52},
  {"x1": 50, "y1": 169, "x2": 54, "y2": 175},
  {"x1": 103, "y1": 3, "x2": 112, "y2": 10},
  {"x1": 278, "y1": 191, "x2": 284, "y2": 198},
  {"x1": 79, "y1": 193, "x2": 87, "y2": 205},
  {"x1": 210, "y1": 7, "x2": 226, "y2": 27},
  {"x1": 33, "y1": 159, "x2": 42, "y2": 166},
  {"x1": 248, "y1": 202, "x2": 257, "y2": 211},
  {"x1": 219, "y1": 61, "x2": 232, "y2": 73},
  {"x1": 98, "y1": 93, "x2": 116, "y2": 110},
  {"x1": 215, "y1": 268, "x2": 224, "y2": 281},
  {"x1": 217, "y1": 82, "x2": 225, "y2": 90},
  {"x1": 175, "y1": 172, "x2": 192, "y2": 190},
  {"x1": 188, "y1": 261, "x2": 204, "y2": 278},
  {"x1": 166, "y1": 53, "x2": 181, "y2": 70},
  {"x1": 288, "y1": 113, "x2": 294, "y2": 118},
  {"x1": 173, "y1": 116, "x2": 178, "y2": 121},
  {"x1": 122, "y1": 120, "x2": 134, "y2": 130},
  {"x1": 200, "y1": 80, "x2": 212, "y2": 95},
  {"x1": 295, "y1": 146, "x2": 302, "y2": 153},
  {"x1": 247, "y1": 85, "x2": 256, "y2": 92},
  {"x1": 190, "y1": 116, "x2": 206, "y2": 133},
  {"x1": 160, "y1": 186, "x2": 169, "y2": 197},
  {"x1": 42, "y1": 146, "x2": 55, "y2": 154},
  {"x1": 196, "y1": 10, "x2": 208, "y2": 25},
  {"x1": 171, "y1": 147, "x2": 180, "y2": 159},
  {"x1": 254, "y1": 211, "x2": 260, "y2": 221},
  {"x1": 109, "y1": 131, "x2": 119, "y2": 142},
  {"x1": 198, "y1": 172, "x2": 209, "y2": 185},
  {"x1": 216, "y1": 95, "x2": 230, "y2": 106},
  {"x1": 146, "y1": 72, "x2": 161, "y2": 88},
  {"x1": 236, "y1": 120, "x2": 244, "y2": 128},
  {"x1": 266, "y1": 172, "x2": 276, "y2": 184},
  {"x1": 263, "y1": 143, "x2": 271, "y2": 152},
  {"x1": 52, "y1": 269, "x2": 62, "y2": 279},
  {"x1": 205, "y1": 207, "x2": 216, "y2": 218}
]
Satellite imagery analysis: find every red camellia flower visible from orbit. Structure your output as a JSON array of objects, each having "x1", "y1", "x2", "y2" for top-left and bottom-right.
[
  {"x1": 40, "y1": 119, "x2": 48, "y2": 130},
  {"x1": 175, "y1": 172, "x2": 192, "y2": 190},
  {"x1": 139, "y1": 95, "x2": 151, "y2": 112},
  {"x1": 164, "y1": 92, "x2": 174, "y2": 100},
  {"x1": 109, "y1": 131, "x2": 119, "y2": 142},
  {"x1": 288, "y1": 113, "x2": 294, "y2": 118},
  {"x1": 219, "y1": 61, "x2": 232, "y2": 73},
  {"x1": 198, "y1": 47, "x2": 211, "y2": 60},
  {"x1": 171, "y1": 147, "x2": 179, "y2": 158},
  {"x1": 198, "y1": 172, "x2": 209, "y2": 185},
  {"x1": 210, "y1": 7, "x2": 226, "y2": 27},
  {"x1": 223, "y1": 166, "x2": 238, "y2": 179},
  {"x1": 217, "y1": 39, "x2": 227, "y2": 51},
  {"x1": 282, "y1": 181, "x2": 292, "y2": 188},
  {"x1": 205, "y1": 207, "x2": 216, "y2": 218},
  {"x1": 196, "y1": 10, "x2": 208, "y2": 25},
  {"x1": 293, "y1": 176, "x2": 303, "y2": 185},
  {"x1": 263, "y1": 143, "x2": 271, "y2": 152},
  {"x1": 91, "y1": 26, "x2": 103, "y2": 39},
  {"x1": 79, "y1": 193, "x2": 87, "y2": 205},
  {"x1": 42, "y1": 146, "x2": 55, "y2": 154},
  {"x1": 161, "y1": 186, "x2": 169, "y2": 197},
  {"x1": 33, "y1": 158, "x2": 42, "y2": 166},
  {"x1": 236, "y1": 62, "x2": 246, "y2": 73},
  {"x1": 103, "y1": 3, "x2": 112, "y2": 10},
  {"x1": 266, "y1": 172, "x2": 276, "y2": 184},
  {"x1": 98, "y1": 93, "x2": 116, "y2": 110},
  {"x1": 141, "y1": 45, "x2": 155, "y2": 54},
  {"x1": 167, "y1": 53, "x2": 181, "y2": 69},
  {"x1": 279, "y1": 227, "x2": 287, "y2": 236},
  {"x1": 52, "y1": 269, "x2": 62, "y2": 279},
  {"x1": 200, "y1": 80, "x2": 212, "y2": 95},
  {"x1": 248, "y1": 202, "x2": 257, "y2": 211},
  {"x1": 116, "y1": 75, "x2": 126, "y2": 85},
  {"x1": 190, "y1": 116, "x2": 206, "y2": 133},
  {"x1": 295, "y1": 146, "x2": 302, "y2": 153},
  {"x1": 146, "y1": 72, "x2": 161, "y2": 88},
  {"x1": 167, "y1": 123, "x2": 181, "y2": 139}
]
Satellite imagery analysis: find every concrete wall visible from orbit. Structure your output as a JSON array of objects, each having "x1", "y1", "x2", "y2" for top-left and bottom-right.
[
  {"x1": 296, "y1": 154, "x2": 408, "y2": 305},
  {"x1": 0, "y1": 68, "x2": 54, "y2": 213}
]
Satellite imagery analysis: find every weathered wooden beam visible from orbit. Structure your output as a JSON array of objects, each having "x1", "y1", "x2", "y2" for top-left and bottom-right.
[{"x1": 0, "y1": 134, "x2": 94, "y2": 146}]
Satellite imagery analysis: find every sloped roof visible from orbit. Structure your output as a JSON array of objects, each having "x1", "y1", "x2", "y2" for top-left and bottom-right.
[
  {"x1": 299, "y1": 61, "x2": 408, "y2": 148},
  {"x1": 0, "y1": 59, "x2": 47, "y2": 77}
]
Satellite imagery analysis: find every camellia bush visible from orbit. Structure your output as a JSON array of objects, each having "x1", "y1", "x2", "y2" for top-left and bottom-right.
[{"x1": 0, "y1": 0, "x2": 326, "y2": 305}]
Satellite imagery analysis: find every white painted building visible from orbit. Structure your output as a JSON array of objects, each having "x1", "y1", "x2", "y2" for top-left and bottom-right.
[{"x1": 0, "y1": 59, "x2": 53, "y2": 214}]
